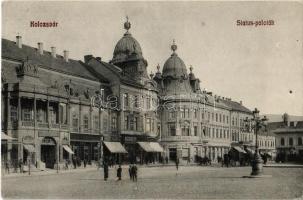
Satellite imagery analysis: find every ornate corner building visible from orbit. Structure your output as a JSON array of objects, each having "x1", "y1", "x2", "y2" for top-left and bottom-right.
[{"x1": 1, "y1": 19, "x2": 275, "y2": 169}]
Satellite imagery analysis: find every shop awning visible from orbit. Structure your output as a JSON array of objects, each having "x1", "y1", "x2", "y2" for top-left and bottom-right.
[
  {"x1": 23, "y1": 144, "x2": 35, "y2": 152},
  {"x1": 137, "y1": 142, "x2": 155, "y2": 152},
  {"x1": 63, "y1": 145, "x2": 74, "y2": 154},
  {"x1": 149, "y1": 142, "x2": 164, "y2": 152},
  {"x1": 138, "y1": 142, "x2": 164, "y2": 152},
  {"x1": 103, "y1": 142, "x2": 128, "y2": 153},
  {"x1": 1, "y1": 132, "x2": 16, "y2": 140},
  {"x1": 245, "y1": 148, "x2": 254, "y2": 154},
  {"x1": 233, "y1": 146, "x2": 246, "y2": 154}
]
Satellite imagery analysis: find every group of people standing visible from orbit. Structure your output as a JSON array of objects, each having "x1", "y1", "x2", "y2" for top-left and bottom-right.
[{"x1": 102, "y1": 160, "x2": 138, "y2": 181}]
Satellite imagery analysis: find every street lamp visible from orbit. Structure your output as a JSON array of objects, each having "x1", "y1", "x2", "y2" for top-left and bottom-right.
[{"x1": 244, "y1": 108, "x2": 268, "y2": 177}]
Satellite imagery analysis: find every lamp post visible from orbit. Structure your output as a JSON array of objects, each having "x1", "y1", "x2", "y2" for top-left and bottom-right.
[{"x1": 244, "y1": 108, "x2": 268, "y2": 176}]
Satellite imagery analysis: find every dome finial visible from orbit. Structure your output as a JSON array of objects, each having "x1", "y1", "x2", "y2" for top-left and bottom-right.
[
  {"x1": 171, "y1": 39, "x2": 177, "y2": 53},
  {"x1": 124, "y1": 15, "x2": 131, "y2": 32}
]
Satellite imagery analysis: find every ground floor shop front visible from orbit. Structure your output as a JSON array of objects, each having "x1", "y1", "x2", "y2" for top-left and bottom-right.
[
  {"x1": 162, "y1": 142, "x2": 230, "y2": 164},
  {"x1": 3, "y1": 130, "x2": 103, "y2": 171}
]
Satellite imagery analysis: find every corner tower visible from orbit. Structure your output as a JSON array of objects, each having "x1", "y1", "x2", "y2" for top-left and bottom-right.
[{"x1": 111, "y1": 17, "x2": 149, "y2": 82}]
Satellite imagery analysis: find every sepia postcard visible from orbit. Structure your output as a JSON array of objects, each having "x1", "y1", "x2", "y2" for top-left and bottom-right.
[{"x1": 1, "y1": 1, "x2": 303, "y2": 199}]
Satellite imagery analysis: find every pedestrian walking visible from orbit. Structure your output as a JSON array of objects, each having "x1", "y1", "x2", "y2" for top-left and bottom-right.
[
  {"x1": 5, "y1": 161, "x2": 10, "y2": 174},
  {"x1": 19, "y1": 159, "x2": 23, "y2": 173},
  {"x1": 129, "y1": 164, "x2": 133, "y2": 180},
  {"x1": 103, "y1": 161, "x2": 109, "y2": 181},
  {"x1": 117, "y1": 165, "x2": 122, "y2": 181},
  {"x1": 175, "y1": 158, "x2": 179, "y2": 171},
  {"x1": 84, "y1": 158, "x2": 87, "y2": 168},
  {"x1": 131, "y1": 164, "x2": 138, "y2": 182}
]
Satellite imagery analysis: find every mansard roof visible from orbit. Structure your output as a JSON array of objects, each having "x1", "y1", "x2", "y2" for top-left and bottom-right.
[
  {"x1": 2, "y1": 38, "x2": 99, "y2": 82},
  {"x1": 220, "y1": 98, "x2": 252, "y2": 113}
]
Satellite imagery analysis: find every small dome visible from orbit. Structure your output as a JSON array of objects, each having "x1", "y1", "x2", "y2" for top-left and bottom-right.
[{"x1": 162, "y1": 41, "x2": 188, "y2": 78}]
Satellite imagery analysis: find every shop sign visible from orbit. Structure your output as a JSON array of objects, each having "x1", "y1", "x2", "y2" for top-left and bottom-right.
[
  {"x1": 23, "y1": 136, "x2": 34, "y2": 144},
  {"x1": 124, "y1": 136, "x2": 136, "y2": 143},
  {"x1": 38, "y1": 131, "x2": 59, "y2": 137},
  {"x1": 41, "y1": 137, "x2": 56, "y2": 145}
]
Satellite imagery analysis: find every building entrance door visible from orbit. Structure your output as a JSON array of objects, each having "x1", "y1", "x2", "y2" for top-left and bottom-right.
[
  {"x1": 41, "y1": 137, "x2": 56, "y2": 169},
  {"x1": 169, "y1": 148, "x2": 177, "y2": 161}
]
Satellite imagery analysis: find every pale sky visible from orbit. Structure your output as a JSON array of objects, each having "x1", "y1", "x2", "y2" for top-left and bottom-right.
[{"x1": 2, "y1": 1, "x2": 303, "y2": 116}]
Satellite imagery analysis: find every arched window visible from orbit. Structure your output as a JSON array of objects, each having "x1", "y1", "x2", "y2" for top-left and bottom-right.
[
  {"x1": 281, "y1": 138, "x2": 285, "y2": 146},
  {"x1": 298, "y1": 137, "x2": 303, "y2": 146},
  {"x1": 289, "y1": 138, "x2": 293, "y2": 146}
]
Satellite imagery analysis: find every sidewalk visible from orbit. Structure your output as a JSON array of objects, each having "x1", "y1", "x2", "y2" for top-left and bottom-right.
[
  {"x1": 264, "y1": 163, "x2": 303, "y2": 168},
  {"x1": 2, "y1": 165, "x2": 99, "y2": 178}
]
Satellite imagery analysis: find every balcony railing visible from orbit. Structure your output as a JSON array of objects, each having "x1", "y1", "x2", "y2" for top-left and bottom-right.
[
  {"x1": 38, "y1": 123, "x2": 48, "y2": 128},
  {"x1": 22, "y1": 121, "x2": 34, "y2": 127},
  {"x1": 60, "y1": 124, "x2": 69, "y2": 129},
  {"x1": 51, "y1": 124, "x2": 60, "y2": 129}
]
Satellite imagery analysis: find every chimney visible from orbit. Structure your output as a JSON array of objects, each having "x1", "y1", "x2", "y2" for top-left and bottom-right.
[
  {"x1": 51, "y1": 47, "x2": 56, "y2": 58},
  {"x1": 16, "y1": 35, "x2": 22, "y2": 48},
  {"x1": 63, "y1": 50, "x2": 69, "y2": 62},
  {"x1": 37, "y1": 42, "x2": 43, "y2": 55},
  {"x1": 96, "y1": 57, "x2": 101, "y2": 62},
  {"x1": 84, "y1": 55, "x2": 93, "y2": 63}
]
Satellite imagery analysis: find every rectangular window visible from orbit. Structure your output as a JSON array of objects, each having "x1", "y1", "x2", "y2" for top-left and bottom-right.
[
  {"x1": 223, "y1": 115, "x2": 225, "y2": 123},
  {"x1": 194, "y1": 109, "x2": 198, "y2": 118},
  {"x1": 194, "y1": 126, "x2": 198, "y2": 136},
  {"x1": 215, "y1": 113, "x2": 218, "y2": 122},
  {"x1": 146, "y1": 97, "x2": 151, "y2": 110},
  {"x1": 216, "y1": 129, "x2": 218, "y2": 138},
  {"x1": 134, "y1": 95, "x2": 139, "y2": 108},
  {"x1": 202, "y1": 111, "x2": 204, "y2": 120},
  {"x1": 152, "y1": 118, "x2": 155, "y2": 131},
  {"x1": 72, "y1": 114, "x2": 78, "y2": 131},
  {"x1": 219, "y1": 114, "x2": 222, "y2": 123},
  {"x1": 227, "y1": 116, "x2": 229, "y2": 124},
  {"x1": 124, "y1": 93, "x2": 129, "y2": 107},
  {"x1": 83, "y1": 115, "x2": 89, "y2": 130},
  {"x1": 180, "y1": 108, "x2": 185, "y2": 118},
  {"x1": 111, "y1": 116, "x2": 117, "y2": 130},
  {"x1": 22, "y1": 107, "x2": 33, "y2": 121},
  {"x1": 133, "y1": 117, "x2": 138, "y2": 131},
  {"x1": 181, "y1": 126, "x2": 190, "y2": 136},
  {"x1": 212, "y1": 113, "x2": 214, "y2": 121},
  {"x1": 169, "y1": 110, "x2": 175, "y2": 118},
  {"x1": 10, "y1": 106, "x2": 18, "y2": 122},
  {"x1": 124, "y1": 113, "x2": 129, "y2": 130},
  {"x1": 146, "y1": 118, "x2": 151, "y2": 132},
  {"x1": 169, "y1": 124, "x2": 176, "y2": 136},
  {"x1": 94, "y1": 115, "x2": 99, "y2": 131}
]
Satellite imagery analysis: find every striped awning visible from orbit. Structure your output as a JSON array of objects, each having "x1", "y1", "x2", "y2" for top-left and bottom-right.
[
  {"x1": 63, "y1": 145, "x2": 74, "y2": 154},
  {"x1": 138, "y1": 142, "x2": 164, "y2": 152},
  {"x1": 233, "y1": 146, "x2": 246, "y2": 154},
  {"x1": 138, "y1": 142, "x2": 155, "y2": 152},
  {"x1": 103, "y1": 142, "x2": 128, "y2": 153},
  {"x1": 1, "y1": 132, "x2": 16, "y2": 140},
  {"x1": 149, "y1": 142, "x2": 164, "y2": 152}
]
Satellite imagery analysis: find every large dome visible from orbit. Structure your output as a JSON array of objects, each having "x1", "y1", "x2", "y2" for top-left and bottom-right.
[{"x1": 112, "y1": 18, "x2": 143, "y2": 64}]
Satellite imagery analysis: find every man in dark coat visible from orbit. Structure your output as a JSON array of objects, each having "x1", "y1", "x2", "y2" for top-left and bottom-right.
[
  {"x1": 175, "y1": 158, "x2": 179, "y2": 171},
  {"x1": 117, "y1": 165, "x2": 122, "y2": 181},
  {"x1": 103, "y1": 161, "x2": 109, "y2": 181},
  {"x1": 129, "y1": 164, "x2": 133, "y2": 180},
  {"x1": 131, "y1": 164, "x2": 138, "y2": 182}
]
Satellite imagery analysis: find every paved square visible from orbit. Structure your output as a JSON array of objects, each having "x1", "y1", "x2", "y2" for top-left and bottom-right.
[{"x1": 2, "y1": 166, "x2": 303, "y2": 199}]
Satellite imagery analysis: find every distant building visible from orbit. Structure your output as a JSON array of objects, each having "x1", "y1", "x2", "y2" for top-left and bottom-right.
[{"x1": 270, "y1": 114, "x2": 303, "y2": 162}]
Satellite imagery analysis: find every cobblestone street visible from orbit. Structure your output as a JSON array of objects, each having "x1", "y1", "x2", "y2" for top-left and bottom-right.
[{"x1": 2, "y1": 166, "x2": 303, "y2": 199}]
